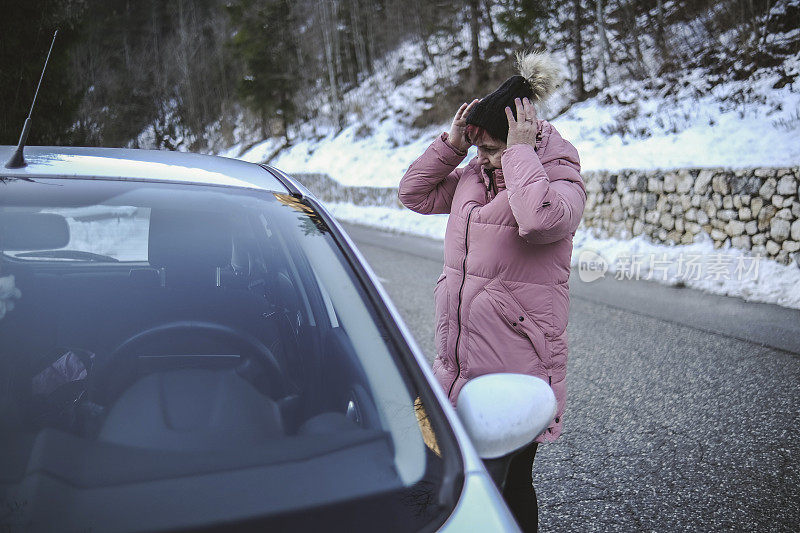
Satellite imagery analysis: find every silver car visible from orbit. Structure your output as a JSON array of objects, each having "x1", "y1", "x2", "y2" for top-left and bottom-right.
[{"x1": 0, "y1": 146, "x2": 555, "y2": 532}]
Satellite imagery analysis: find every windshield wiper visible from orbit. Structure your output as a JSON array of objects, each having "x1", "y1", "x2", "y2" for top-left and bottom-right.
[{"x1": 14, "y1": 250, "x2": 120, "y2": 262}]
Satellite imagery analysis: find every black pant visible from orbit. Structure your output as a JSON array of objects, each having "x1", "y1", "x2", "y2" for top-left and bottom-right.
[{"x1": 483, "y1": 442, "x2": 539, "y2": 532}]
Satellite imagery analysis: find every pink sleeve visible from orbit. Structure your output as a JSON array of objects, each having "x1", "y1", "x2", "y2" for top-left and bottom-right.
[
  {"x1": 500, "y1": 143, "x2": 586, "y2": 244},
  {"x1": 398, "y1": 132, "x2": 467, "y2": 215}
]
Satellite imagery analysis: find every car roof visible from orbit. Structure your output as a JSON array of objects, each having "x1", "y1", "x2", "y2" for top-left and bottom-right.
[{"x1": 0, "y1": 145, "x2": 289, "y2": 192}]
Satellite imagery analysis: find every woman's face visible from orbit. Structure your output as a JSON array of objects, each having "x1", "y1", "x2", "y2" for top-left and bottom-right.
[{"x1": 475, "y1": 138, "x2": 507, "y2": 170}]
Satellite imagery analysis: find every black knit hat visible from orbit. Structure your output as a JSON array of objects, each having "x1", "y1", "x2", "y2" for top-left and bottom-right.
[{"x1": 465, "y1": 75, "x2": 533, "y2": 143}]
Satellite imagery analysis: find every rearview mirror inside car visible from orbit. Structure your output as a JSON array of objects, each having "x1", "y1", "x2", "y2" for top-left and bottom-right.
[
  {"x1": 0, "y1": 212, "x2": 69, "y2": 251},
  {"x1": 456, "y1": 373, "x2": 556, "y2": 459}
]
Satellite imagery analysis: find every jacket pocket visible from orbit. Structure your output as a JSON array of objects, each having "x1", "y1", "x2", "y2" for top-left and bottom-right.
[
  {"x1": 463, "y1": 292, "x2": 533, "y2": 378},
  {"x1": 433, "y1": 273, "x2": 450, "y2": 361},
  {"x1": 482, "y1": 278, "x2": 549, "y2": 366}
]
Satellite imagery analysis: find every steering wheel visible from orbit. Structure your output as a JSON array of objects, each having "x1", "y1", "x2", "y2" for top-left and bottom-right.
[{"x1": 93, "y1": 321, "x2": 289, "y2": 404}]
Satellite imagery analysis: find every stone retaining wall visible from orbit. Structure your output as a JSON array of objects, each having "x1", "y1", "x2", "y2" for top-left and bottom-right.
[
  {"x1": 582, "y1": 167, "x2": 800, "y2": 265},
  {"x1": 292, "y1": 167, "x2": 800, "y2": 266},
  {"x1": 290, "y1": 173, "x2": 402, "y2": 208}
]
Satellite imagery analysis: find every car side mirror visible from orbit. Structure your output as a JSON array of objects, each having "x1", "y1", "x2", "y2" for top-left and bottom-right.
[{"x1": 456, "y1": 373, "x2": 556, "y2": 459}]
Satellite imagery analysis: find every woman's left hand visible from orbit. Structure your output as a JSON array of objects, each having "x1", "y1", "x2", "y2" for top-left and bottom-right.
[{"x1": 505, "y1": 97, "x2": 539, "y2": 147}]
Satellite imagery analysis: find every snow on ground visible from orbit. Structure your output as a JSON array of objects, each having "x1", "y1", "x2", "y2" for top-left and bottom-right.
[
  {"x1": 571, "y1": 228, "x2": 800, "y2": 310},
  {"x1": 325, "y1": 202, "x2": 800, "y2": 310},
  {"x1": 328, "y1": 202, "x2": 450, "y2": 240}
]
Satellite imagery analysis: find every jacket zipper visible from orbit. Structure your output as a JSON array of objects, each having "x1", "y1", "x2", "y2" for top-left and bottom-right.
[
  {"x1": 484, "y1": 168, "x2": 497, "y2": 202},
  {"x1": 548, "y1": 375, "x2": 553, "y2": 433},
  {"x1": 448, "y1": 204, "x2": 478, "y2": 399}
]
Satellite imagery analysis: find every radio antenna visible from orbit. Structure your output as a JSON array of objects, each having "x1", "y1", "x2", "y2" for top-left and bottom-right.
[{"x1": 5, "y1": 30, "x2": 59, "y2": 169}]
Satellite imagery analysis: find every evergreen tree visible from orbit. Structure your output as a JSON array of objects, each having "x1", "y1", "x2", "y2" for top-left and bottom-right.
[
  {"x1": 0, "y1": 0, "x2": 85, "y2": 146},
  {"x1": 495, "y1": 0, "x2": 554, "y2": 48},
  {"x1": 227, "y1": 0, "x2": 301, "y2": 141}
]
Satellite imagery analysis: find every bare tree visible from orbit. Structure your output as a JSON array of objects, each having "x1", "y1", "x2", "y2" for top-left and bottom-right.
[
  {"x1": 572, "y1": 0, "x2": 587, "y2": 99},
  {"x1": 413, "y1": 0, "x2": 436, "y2": 68},
  {"x1": 349, "y1": 0, "x2": 370, "y2": 77},
  {"x1": 482, "y1": 0, "x2": 499, "y2": 44},
  {"x1": 621, "y1": 0, "x2": 648, "y2": 78},
  {"x1": 595, "y1": 0, "x2": 611, "y2": 86},
  {"x1": 470, "y1": 0, "x2": 482, "y2": 90},
  {"x1": 319, "y1": 0, "x2": 343, "y2": 129},
  {"x1": 654, "y1": 0, "x2": 670, "y2": 61}
]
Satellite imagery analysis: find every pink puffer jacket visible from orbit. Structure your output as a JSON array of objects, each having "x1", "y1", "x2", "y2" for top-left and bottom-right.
[{"x1": 399, "y1": 120, "x2": 585, "y2": 442}]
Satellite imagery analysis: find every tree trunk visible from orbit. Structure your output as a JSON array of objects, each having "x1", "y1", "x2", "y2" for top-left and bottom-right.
[
  {"x1": 622, "y1": 0, "x2": 648, "y2": 78},
  {"x1": 331, "y1": 0, "x2": 343, "y2": 93},
  {"x1": 572, "y1": 0, "x2": 586, "y2": 100},
  {"x1": 413, "y1": 0, "x2": 435, "y2": 68},
  {"x1": 363, "y1": 0, "x2": 379, "y2": 69},
  {"x1": 282, "y1": 95, "x2": 291, "y2": 143},
  {"x1": 653, "y1": 0, "x2": 672, "y2": 72},
  {"x1": 655, "y1": 0, "x2": 667, "y2": 52},
  {"x1": 482, "y1": 0, "x2": 499, "y2": 45},
  {"x1": 320, "y1": 0, "x2": 342, "y2": 130},
  {"x1": 595, "y1": 0, "x2": 610, "y2": 87},
  {"x1": 469, "y1": 0, "x2": 481, "y2": 90},
  {"x1": 350, "y1": 0, "x2": 369, "y2": 77}
]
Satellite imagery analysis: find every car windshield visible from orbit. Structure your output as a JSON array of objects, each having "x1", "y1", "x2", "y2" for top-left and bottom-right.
[{"x1": 0, "y1": 177, "x2": 459, "y2": 532}]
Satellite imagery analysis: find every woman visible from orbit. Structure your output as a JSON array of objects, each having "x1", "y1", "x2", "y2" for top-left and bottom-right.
[{"x1": 398, "y1": 52, "x2": 586, "y2": 532}]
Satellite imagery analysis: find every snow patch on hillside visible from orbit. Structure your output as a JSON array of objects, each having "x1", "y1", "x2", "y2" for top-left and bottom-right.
[
  {"x1": 226, "y1": 47, "x2": 800, "y2": 187},
  {"x1": 223, "y1": 35, "x2": 481, "y2": 186},
  {"x1": 556, "y1": 57, "x2": 800, "y2": 172}
]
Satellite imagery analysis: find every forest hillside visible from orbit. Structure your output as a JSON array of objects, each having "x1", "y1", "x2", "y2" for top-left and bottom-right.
[{"x1": 2, "y1": 0, "x2": 798, "y2": 171}]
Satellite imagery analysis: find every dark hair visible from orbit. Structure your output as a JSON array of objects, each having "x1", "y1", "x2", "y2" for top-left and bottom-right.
[{"x1": 465, "y1": 124, "x2": 500, "y2": 146}]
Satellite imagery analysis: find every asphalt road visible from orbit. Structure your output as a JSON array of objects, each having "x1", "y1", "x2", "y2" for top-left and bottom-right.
[{"x1": 342, "y1": 222, "x2": 800, "y2": 533}]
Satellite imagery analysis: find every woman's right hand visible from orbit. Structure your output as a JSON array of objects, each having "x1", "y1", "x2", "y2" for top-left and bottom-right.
[{"x1": 448, "y1": 99, "x2": 479, "y2": 153}]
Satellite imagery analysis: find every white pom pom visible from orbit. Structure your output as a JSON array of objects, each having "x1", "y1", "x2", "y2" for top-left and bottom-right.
[{"x1": 515, "y1": 50, "x2": 563, "y2": 105}]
